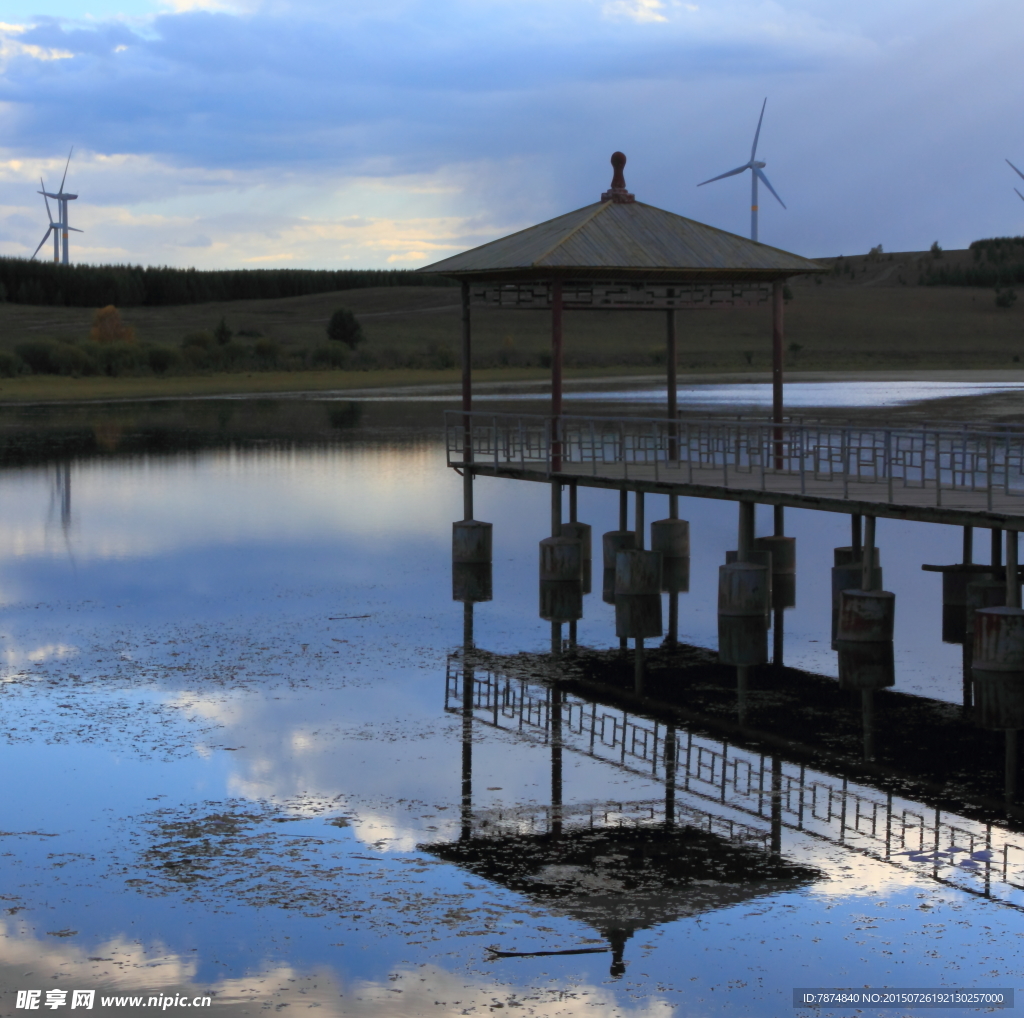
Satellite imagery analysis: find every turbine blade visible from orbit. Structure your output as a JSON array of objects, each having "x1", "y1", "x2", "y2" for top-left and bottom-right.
[
  {"x1": 751, "y1": 97, "x2": 767, "y2": 161},
  {"x1": 66, "y1": 227, "x2": 83, "y2": 233},
  {"x1": 59, "y1": 146, "x2": 73, "y2": 193},
  {"x1": 1016, "y1": 187, "x2": 1024, "y2": 203},
  {"x1": 698, "y1": 164, "x2": 750, "y2": 186},
  {"x1": 31, "y1": 227, "x2": 53, "y2": 259},
  {"x1": 40, "y1": 179, "x2": 54, "y2": 221},
  {"x1": 754, "y1": 167, "x2": 786, "y2": 209},
  {"x1": 1008, "y1": 159, "x2": 1024, "y2": 183}
]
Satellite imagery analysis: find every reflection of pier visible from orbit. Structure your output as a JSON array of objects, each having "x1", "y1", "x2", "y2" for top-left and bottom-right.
[{"x1": 444, "y1": 657, "x2": 1024, "y2": 913}]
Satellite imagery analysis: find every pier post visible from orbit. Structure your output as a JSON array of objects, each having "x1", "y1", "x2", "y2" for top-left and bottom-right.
[
  {"x1": 772, "y1": 280, "x2": 784, "y2": 468},
  {"x1": 619, "y1": 489, "x2": 628, "y2": 531},
  {"x1": 635, "y1": 491, "x2": 645, "y2": 550},
  {"x1": 669, "y1": 494, "x2": 679, "y2": 520},
  {"x1": 852, "y1": 514, "x2": 862, "y2": 557},
  {"x1": 666, "y1": 309, "x2": 678, "y2": 461},
  {"x1": 664, "y1": 724, "x2": 677, "y2": 827},
  {"x1": 738, "y1": 501, "x2": 755, "y2": 562},
  {"x1": 569, "y1": 483, "x2": 577, "y2": 523},
  {"x1": 992, "y1": 528, "x2": 1003, "y2": 570},
  {"x1": 551, "y1": 279, "x2": 563, "y2": 472},
  {"x1": 461, "y1": 280, "x2": 473, "y2": 520},
  {"x1": 964, "y1": 526, "x2": 974, "y2": 564},
  {"x1": 862, "y1": 516, "x2": 877, "y2": 591},
  {"x1": 551, "y1": 482, "x2": 562, "y2": 536},
  {"x1": 461, "y1": 663, "x2": 474, "y2": 842},
  {"x1": 737, "y1": 665, "x2": 749, "y2": 724},
  {"x1": 774, "y1": 504, "x2": 784, "y2": 537},
  {"x1": 551, "y1": 686, "x2": 563, "y2": 836},
  {"x1": 1008, "y1": 531, "x2": 1020, "y2": 609}
]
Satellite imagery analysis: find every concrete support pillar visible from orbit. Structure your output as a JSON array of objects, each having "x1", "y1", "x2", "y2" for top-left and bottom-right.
[
  {"x1": 561, "y1": 522, "x2": 592, "y2": 562},
  {"x1": 718, "y1": 615, "x2": 768, "y2": 665},
  {"x1": 540, "y1": 536, "x2": 581, "y2": 581},
  {"x1": 837, "y1": 589, "x2": 896, "y2": 642},
  {"x1": 452, "y1": 520, "x2": 493, "y2": 563},
  {"x1": 719, "y1": 562, "x2": 770, "y2": 616},
  {"x1": 754, "y1": 535, "x2": 796, "y2": 575},
  {"x1": 615, "y1": 549, "x2": 662, "y2": 594},
  {"x1": 651, "y1": 518, "x2": 690, "y2": 558},
  {"x1": 602, "y1": 530, "x2": 636, "y2": 572},
  {"x1": 974, "y1": 606, "x2": 1024, "y2": 670}
]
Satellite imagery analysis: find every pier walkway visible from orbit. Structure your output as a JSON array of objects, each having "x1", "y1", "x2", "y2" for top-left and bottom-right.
[{"x1": 446, "y1": 410, "x2": 1024, "y2": 529}]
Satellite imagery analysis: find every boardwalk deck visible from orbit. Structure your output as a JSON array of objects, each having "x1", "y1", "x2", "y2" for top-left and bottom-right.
[{"x1": 447, "y1": 411, "x2": 1024, "y2": 529}]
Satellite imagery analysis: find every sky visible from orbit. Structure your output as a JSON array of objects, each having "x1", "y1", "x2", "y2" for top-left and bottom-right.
[{"x1": 0, "y1": 0, "x2": 1023, "y2": 270}]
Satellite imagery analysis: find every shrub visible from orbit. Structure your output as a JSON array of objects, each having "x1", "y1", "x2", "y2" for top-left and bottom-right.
[
  {"x1": 148, "y1": 346, "x2": 181, "y2": 375},
  {"x1": 425, "y1": 342, "x2": 455, "y2": 369},
  {"x1": 50, "y1": 343, "x2": 96, "y2": 376},
  {"x1": 0, "y1": 351, "x2": 21, "y2": 377},
  {"x1": 221, "y1": 340, "x2": 247, "y2": 366},
  {"x1": 214, "y1": 317, "x2": 232, "y2": 345},
  {"x1": 88, "y1": 341, "x2": 143, "y2": 376},
  {"x1": 996, "y1": 288, "x2": 1018, "y2": 308},
  {"x1": 182, "y1": 344, "x2": 210, "y2": 369},
  {"x1": 930, "y1": 241, "x2": 943, "y2": 259},
  {"x1": 15, "y1": 340, "x2": 59, "y2": 373},
  {"x1": 254, "y1": 338, "x2": 280, "y2": 363},
  {"x1": 236, "y1": 327, "x2": 262, "y2": 338},
  {"x1": 182, "y1": 331, "x2": 214, "y2": 350},
  {"x1": 311, "y1": 344, "x2": 349, "y2": 369},
  {"x1": 89, "y1": 305, "x2": 136, "y2": 344},
  {"x1": 326, "y1": 308, "x2": 365, "y2": 350}
]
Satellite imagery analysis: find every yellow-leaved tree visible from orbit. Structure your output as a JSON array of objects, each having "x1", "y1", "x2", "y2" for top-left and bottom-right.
[{"x1": 89, "y1": 306, "x2": 136, "y2": 344}]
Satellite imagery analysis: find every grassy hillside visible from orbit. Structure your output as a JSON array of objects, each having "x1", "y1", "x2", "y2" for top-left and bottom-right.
[{"x1": 0, "y1": 246, "x2": 1021, "y2": 402}]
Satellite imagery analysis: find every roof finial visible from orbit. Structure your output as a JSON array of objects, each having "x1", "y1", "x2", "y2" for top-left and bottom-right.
[{"x1": 601, "y1": 152, "x2": 635, "y2": 203}]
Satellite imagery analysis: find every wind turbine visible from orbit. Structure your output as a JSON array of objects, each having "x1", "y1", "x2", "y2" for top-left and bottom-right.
[
  {"x1": 698, "y1": 99, "x2": 785, "y2": 243},
  {"x1": 1007, "y1": 159, "x2": 1024, "y2": 203},
  {"x1": 32, "y1": 149, "x2": 82, "y2": 264}
]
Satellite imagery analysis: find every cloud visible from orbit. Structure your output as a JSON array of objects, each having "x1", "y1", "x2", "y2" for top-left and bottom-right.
[{"x1": 0, "y1": 0, "x2": 1021, "y2": 265}]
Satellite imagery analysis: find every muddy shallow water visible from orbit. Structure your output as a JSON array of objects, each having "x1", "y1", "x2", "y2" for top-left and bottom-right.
[{"x1": 0, "y1": 392, "x2": 1022, "y2": 1017}]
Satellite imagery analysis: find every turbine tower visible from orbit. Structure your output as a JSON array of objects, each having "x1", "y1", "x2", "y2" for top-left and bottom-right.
[
  {"x1": 698, "y1": 99, "x2": 785, "y2": 243},
  {"x1": 1007, "y1": 159, "x2": 1024, "y2": 203},
  {"x1": 32, "y1": 149, "x2": 82, "y2": 264}
]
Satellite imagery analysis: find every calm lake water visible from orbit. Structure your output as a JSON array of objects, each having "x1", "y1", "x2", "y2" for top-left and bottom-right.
[{"x1": 0, "y1": 389, "x2": 1021, "y2": 1017}]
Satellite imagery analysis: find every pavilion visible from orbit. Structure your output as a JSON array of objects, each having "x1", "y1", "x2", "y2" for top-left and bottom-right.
[{"x1": 419, "y1": 151, "x2": 827, "y2": 431}]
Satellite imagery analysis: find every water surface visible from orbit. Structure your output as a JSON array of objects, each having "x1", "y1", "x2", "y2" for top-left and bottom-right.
[{"x1": 0, "y1": 395, "x2": 1020, "y2": 1017}]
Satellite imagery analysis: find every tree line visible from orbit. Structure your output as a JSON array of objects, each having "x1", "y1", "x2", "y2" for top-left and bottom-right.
[
  {"x1": 921, "y1": 236, "x2": 1024, "y2": 288},
  {"x1": 0, "y1": 258, "x2": 454, "y2": 307}
]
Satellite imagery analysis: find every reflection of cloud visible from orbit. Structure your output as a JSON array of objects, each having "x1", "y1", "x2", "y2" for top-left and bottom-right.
[
  {"x1": 0, "y1": 641, "x2": 78, "y2": 671},
  {"x1": 0, "y1": 923, "x2": 345, "y2": 1015},
  {"x1": 0, "y1": 446, "x2": 451, "y2": 565}
]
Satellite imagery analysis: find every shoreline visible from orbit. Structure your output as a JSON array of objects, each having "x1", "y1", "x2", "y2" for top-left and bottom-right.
[{"x1": 3, "y1": 366, "x2": 1024, "y2": 406}]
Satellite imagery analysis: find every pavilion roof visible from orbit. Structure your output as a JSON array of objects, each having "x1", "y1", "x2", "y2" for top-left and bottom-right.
[{"x1": 419, "y1": 197, "x2": 827, "y2": 284}]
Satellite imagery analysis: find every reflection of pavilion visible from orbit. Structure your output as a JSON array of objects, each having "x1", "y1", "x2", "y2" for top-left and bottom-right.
[
  {"x1": 442, "y1": 651, "x2": 1024, "y2": 918},
  {"x1": 426, "y1": 800, "x2": 816, "y2": 977},
  {"x1": 425, "y1": 653, "x2": 818, "y2": 975}
]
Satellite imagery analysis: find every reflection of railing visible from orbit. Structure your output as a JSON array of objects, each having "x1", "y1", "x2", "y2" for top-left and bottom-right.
[
  {"x1": 447, "y1": 660, "x2": 1024, "y2": 907},
  {"x1": 444, "y1": 410, "x2": 1024, "y2": 510}
]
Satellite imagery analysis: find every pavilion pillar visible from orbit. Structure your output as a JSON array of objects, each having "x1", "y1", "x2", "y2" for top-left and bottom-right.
[
  {"x1": 666, "y1": 308, "x2": 678, "y2": 460},
  {"x1": 772, "y1": 279, "x2": 784, "y2": 470},
  {"x1": 461, "y1": 280, "x2": 474, "y2": 520},
  {"x1": 551, "y1": 279, "x2": 564, "y2": 474}
]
